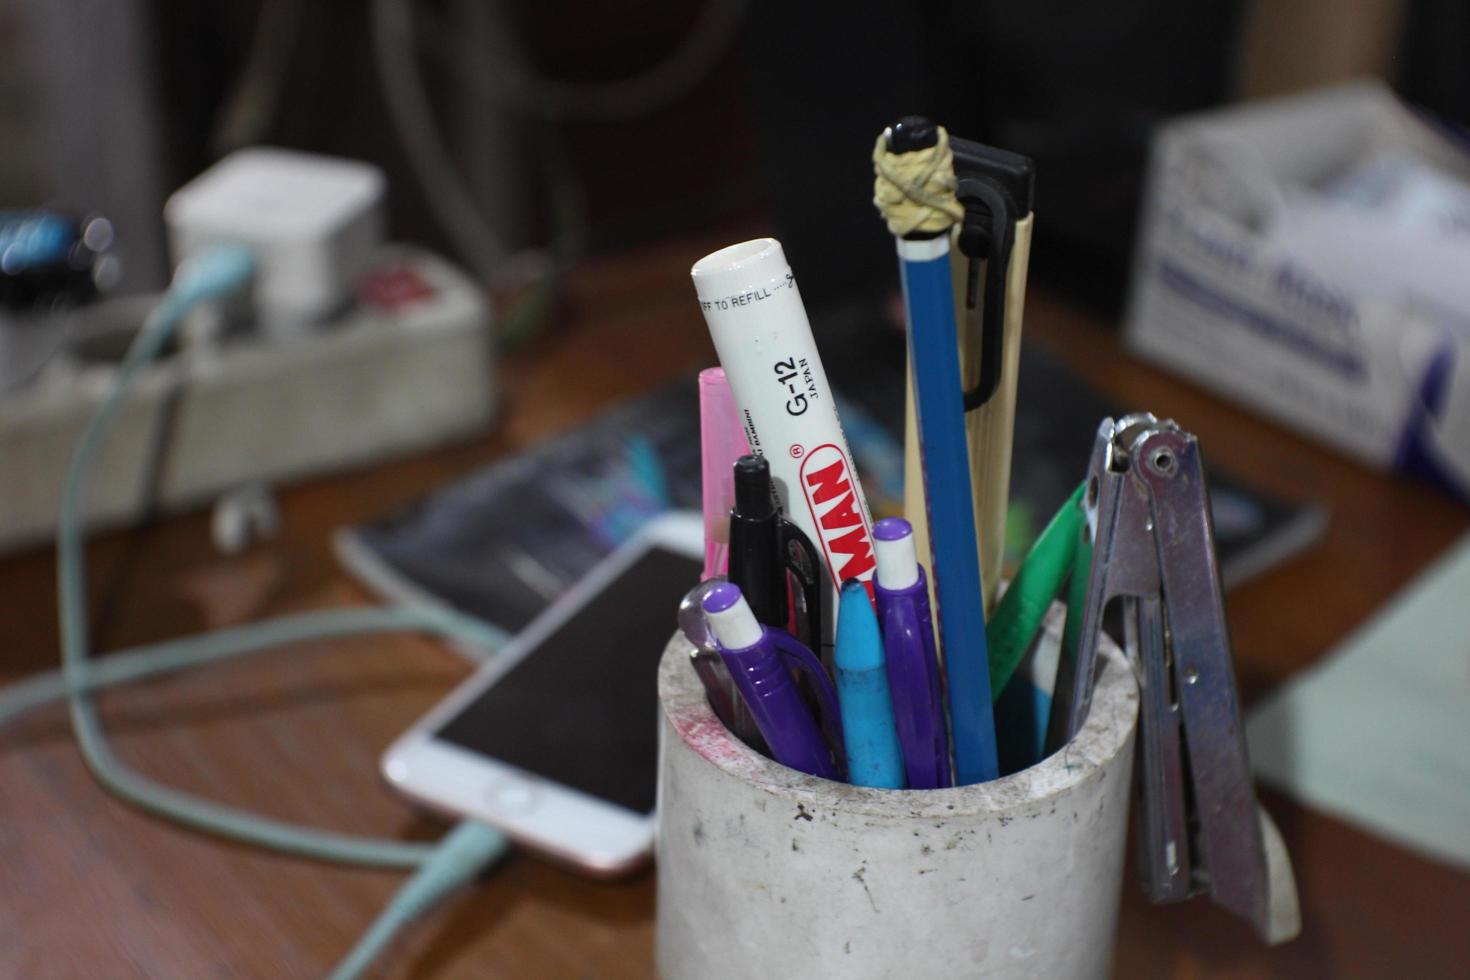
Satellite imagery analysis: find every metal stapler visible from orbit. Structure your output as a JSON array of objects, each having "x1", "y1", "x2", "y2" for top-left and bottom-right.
[{"x1": 1050, "y1": 413, "x2": 1301, "y2": 944}]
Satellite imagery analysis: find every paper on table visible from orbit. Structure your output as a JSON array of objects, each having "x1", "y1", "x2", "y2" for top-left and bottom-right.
[{"x1": 1246, "y1": 532, "x2": 1470, "y2": 869}]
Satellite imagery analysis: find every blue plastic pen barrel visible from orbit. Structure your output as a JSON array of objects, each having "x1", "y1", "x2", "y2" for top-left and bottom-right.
[{"x1": 834, "y1": 579, "x2": 905, "y2": 789}]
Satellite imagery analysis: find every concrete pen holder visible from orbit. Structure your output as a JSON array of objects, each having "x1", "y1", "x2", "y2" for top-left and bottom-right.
[{"x1": 655, "y1": 609, "x2": 1140, "y2": 980}]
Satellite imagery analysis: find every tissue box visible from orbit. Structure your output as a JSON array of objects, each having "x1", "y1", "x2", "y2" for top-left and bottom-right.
[{"x1": 1125, "y1": 82, "x2": 1470, "y2": 503}]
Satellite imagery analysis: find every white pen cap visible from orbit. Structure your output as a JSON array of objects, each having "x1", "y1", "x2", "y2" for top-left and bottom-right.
[
  {"x1": 873, "y1": 517, "x2": 920, "y2": 591},
  {"x1": 702, "y1": 582, "x2": 763, "y2": 651},
  {"x1": 689, "y1": 238, "x2": 788, "y2": 301}
]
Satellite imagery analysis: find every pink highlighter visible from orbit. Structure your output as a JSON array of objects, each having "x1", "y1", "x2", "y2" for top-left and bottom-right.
[{"x1": 699, "y1": 367, "x2": 751, "y2": 578}]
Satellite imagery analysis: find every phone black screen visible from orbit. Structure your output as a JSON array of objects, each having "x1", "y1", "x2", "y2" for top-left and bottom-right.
[{"x1": 433, "y1": 545, "x2": 701, "y2": 814}]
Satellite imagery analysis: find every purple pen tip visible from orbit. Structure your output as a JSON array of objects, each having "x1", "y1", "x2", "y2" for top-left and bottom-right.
[
  {"x1": 701, "y1": 581, "x2": 744, "y2": 614},
  {"x1": 872, "y1": 517, "x2": 913, "y2": 542}
]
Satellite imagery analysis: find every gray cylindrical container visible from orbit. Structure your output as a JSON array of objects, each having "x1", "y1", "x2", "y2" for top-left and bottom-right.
[{"x1": 655, "y1": 613, "x2": 1139, "y2": 980}]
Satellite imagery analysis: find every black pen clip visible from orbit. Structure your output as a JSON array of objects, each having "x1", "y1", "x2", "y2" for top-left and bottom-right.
[
  {"x1": 778, "y1": 518, "x2": 824, "y2": 656},
  {"x1": 949, "y1": 136, "x2": 1035, "y2": 412}
]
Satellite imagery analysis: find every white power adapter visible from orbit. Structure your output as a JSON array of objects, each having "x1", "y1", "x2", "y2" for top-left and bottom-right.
[{"x1": 165, "y1": 148, "x2": 386, "y2": 331}]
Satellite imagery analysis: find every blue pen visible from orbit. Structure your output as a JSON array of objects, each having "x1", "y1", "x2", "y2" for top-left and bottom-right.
[
  {"x1": 834, "y1": 579, "x2": 905, "y2": 789},
  {"x1": 877, "y1": 117, "x2": 1000, "y2": 784}
]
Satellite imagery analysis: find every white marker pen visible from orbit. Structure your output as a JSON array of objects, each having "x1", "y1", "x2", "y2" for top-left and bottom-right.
[{"x1": 691, "y1": 238, "x2": 876, "y2": 644}]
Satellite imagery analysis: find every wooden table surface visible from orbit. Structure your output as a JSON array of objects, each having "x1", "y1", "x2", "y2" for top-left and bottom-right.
[{"x1": 3, "y1": 229, "x2": 1467, "y2": 978}]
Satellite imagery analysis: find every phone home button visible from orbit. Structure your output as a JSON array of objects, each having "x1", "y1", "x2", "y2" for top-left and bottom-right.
[{"x1": 485, "y1": 778, "x2": 539, "y2": 816}]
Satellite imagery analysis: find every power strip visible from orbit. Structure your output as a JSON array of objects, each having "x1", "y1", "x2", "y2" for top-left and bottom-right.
[{"x1": 0, "y1": 245, "x2": 494, "y2": 553}]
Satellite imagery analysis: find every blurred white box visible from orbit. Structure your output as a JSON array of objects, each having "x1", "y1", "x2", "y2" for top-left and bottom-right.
[
  {"x1": 166, "y1": 148, "x2": 385, "y2": 330},
  {"x1": 1126, "y1": 81, "x2": 1470, "y2": 503}
]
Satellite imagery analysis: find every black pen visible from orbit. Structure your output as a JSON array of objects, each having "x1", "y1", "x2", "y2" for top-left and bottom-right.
[{"x1": 727, "y1": 455, "x2": 823, "y2": 652}]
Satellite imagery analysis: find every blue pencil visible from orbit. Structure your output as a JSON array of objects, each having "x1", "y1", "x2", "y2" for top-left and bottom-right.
[
  {"x1": 897, "y1": 234, "x2": 999, "y2": 784},
  {"x1": 874, "y1": 118, "x2": 1000, "y2": 784}
]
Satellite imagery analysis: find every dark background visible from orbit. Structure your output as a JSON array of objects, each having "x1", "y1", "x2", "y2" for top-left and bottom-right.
[{"x1": 6, "y1": 0, "x2": 1462, "y2": 323}]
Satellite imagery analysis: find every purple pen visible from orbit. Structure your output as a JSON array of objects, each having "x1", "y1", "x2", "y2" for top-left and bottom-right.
[
  {"x1": 873, "y1": 518, "x2": 953, "y2": 789},
  {"x1": 702, "y1": 582, "x2": 844, "y2": 781}
]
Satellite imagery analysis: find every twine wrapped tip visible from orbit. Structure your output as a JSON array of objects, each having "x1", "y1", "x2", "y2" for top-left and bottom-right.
[{"x1": 873, "y1": 117, "x2": 964, "y2": 238}]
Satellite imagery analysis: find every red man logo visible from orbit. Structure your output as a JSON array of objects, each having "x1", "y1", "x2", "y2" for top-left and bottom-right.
[{"x1": 799, "y1": 444, "x2": 876, "y2": 586}]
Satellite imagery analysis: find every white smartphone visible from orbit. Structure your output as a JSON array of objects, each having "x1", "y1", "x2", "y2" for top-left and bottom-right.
[{"x1": 381, "y1": 511, "x2": 704, "y2": 876}]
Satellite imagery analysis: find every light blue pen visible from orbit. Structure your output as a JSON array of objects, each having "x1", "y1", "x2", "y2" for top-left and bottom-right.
[{"x1": 834, "y1": 579, "x2": 905, "y2": 789}]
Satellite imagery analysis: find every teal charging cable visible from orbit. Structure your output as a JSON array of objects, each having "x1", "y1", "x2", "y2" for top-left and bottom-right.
[
  {"x1": 0, "y1": 605, "x2": 501, "y2": 729},
  {"x1": 326, "y1": 819, "x2": 506, "y2": 980},
  {"x1": 0, "y1": 244, "x2": 513, "y2": 975}
]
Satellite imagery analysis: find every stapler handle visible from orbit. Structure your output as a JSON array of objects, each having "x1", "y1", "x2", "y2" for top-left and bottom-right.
[{"x1": 1135, "y1": 428, "x2": 1270, "y2": 933}]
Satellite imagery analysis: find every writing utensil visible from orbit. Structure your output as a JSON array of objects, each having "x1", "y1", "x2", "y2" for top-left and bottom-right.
[
  {"x1": 678, "y1": 578, "x2": 768, "y2": 754},
  {"x1": 834, "y1": 578, "x2": 906, "y2": 789},
  {"x1": 952, "y1": 139, "x2": 1035, "y2": 613},
  {"x1": 985, "y1": 481, "x2": 1085, "y2": 701},
  {"x1": 872, "y1": 517, "x2": 951, "y2": 789},
  {"x1": 874, "y1": 117, "x2": 999, "y2": 784},
  {"x1": 691, "y1": 239, "x2": 878, "y2": 654},
  {"x1": 987, "y1": 520, "x2": 1094, "y2": 774},
  {"x1": 702, "y1": 582, "x2": 845, "y2": 780},
  {"x1": 985, "y1": 485, "x2": 1083, "y2": 774},
  {"x1": 901, "y1": 139, "x2": 1034, "y2": 615},
  {"x1": 728, "y1": 454, "x2": 823, "y2": 650},
  {"x1": 699, "y1": 367, "x2": 750, "y2": 578},
  {"x1": 1062, "y1": 501, "x2": 1093, "y2": 672}
]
